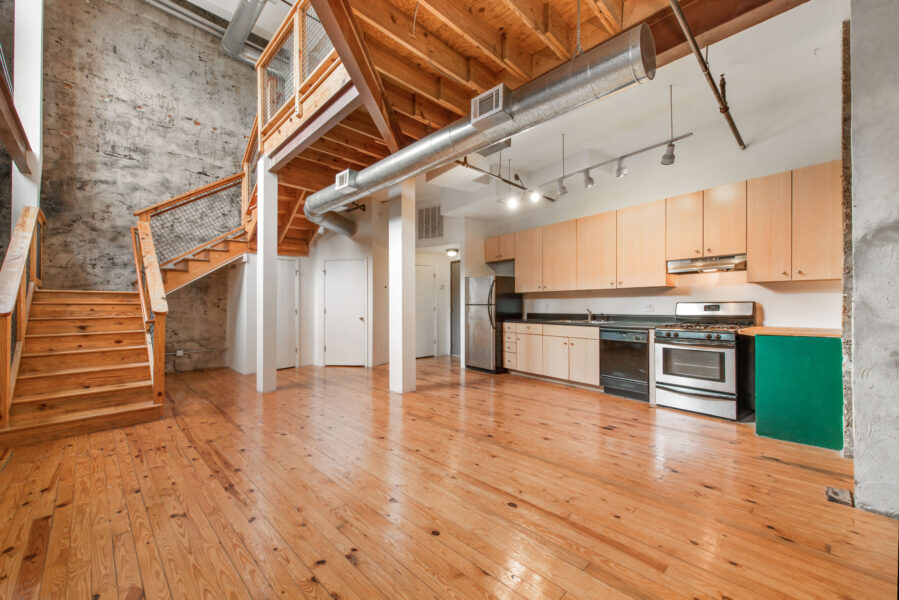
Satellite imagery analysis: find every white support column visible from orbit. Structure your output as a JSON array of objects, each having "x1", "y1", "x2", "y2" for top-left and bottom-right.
[
  {"x1": 11, "y1": 0, "x2": 44, "y2": 229},
  {"x1": 256, "y1": 155, "x2": 278, "y2": 392},
  {"x1": 388, "y1": 180, "x2": 416, "y2": 393}
]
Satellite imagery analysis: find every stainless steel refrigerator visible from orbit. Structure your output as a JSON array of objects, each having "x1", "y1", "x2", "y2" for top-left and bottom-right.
[{"x1": 465, "y1": 276, "x2": 522, "y2": 372}]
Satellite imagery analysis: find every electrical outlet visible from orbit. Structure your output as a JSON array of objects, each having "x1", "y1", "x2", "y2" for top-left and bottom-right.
[
  {"x1": 175, "y1": 349, "x2": 185, "y2": 357},
  {"x1": 642, "y1": 303, "x2": 654, "y2": 313}
]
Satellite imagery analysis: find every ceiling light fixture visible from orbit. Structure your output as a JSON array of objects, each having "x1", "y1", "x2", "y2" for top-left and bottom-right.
[
  {"x1": 583, "y1": 170, "x2": 595, "y2": 188},
  {"x1": 556, "y1": 178, "x2": 568, "y2": 195},
  {"x1": 529, "y1": 190, "x2": 541, "y2": 203},
  {"x1": 661, "y1": 84, "x2": 676, "y2": 166},
  {"x1": 446, "y1": 248, "x2": 459, "y2": 258},
  {"x1": 556, "y1": 134, "x2": 569, "y2": 196},
  {"x1": 507, "y1": 195, "x2": 520, "y2": 210},
  {"x1": 615, "y1": 158, "x2": 628, "y2": 178}
]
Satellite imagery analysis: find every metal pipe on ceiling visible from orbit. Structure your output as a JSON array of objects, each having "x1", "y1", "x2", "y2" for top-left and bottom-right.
[
  {"x1": 222, "y1": 0, "x2": 269, "y2": 60},
  {"x1": 304, "y1": 23, "x2": 657, "y2": 236},
  {"x1": 667, "y1": 0, "x2": 746, "y2": 150}
]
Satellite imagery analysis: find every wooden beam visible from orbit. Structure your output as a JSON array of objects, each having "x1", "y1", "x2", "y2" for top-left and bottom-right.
[
  {"x1": 585, "y1": 0, "x2": 623, "y2": 35},
  {"x1": 416, "y1": 0, "x2": 530, "y2": 81},
  {"x1": 395, "y1": 113, "x2": 434, "y2": 141},
  {"x1": 269, "y1": 83, "x2": 361, "y2": 172},
  {"x1": 297, "y1": 146, "x2": 361, "y2": 171},
  {"x1": 279, "y1": 160, "x2": 341, "y2": 191},
  {"x1": 366, "y1": 37, "x2": 470, "y2": 116},
  {"x1": 352, "y1": 0, "x2": 494, "y2": 93},
  {"x1": 322, "y1": 123, "x2": 390, "y2": 158},
  {"x1": 384, "y1": 80, "x2": 457, "y2": 130},
  {"x1": 279, "y1": 191, "x2": 308, "y2": 244},
  {"x1": 311, "y1": 0, "x2": 405, "y2": 152},
  {"x1": 497, "y1": 0, "x2": 573, "y2": 60},
  {"x1": 340, "y1": 109, "x2": 385, "y2": 141},
  {"x1": 308, "y1": 138, "x2": 377, "y2": 168}
]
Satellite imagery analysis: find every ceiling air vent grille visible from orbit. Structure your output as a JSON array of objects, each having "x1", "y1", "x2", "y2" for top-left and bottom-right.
[
  {"x1": 417, "y1": 205, "x2": 444, "y2": 241},
  {"x1": 470, "y1": 84, "x2": 512, "y2": 130}
]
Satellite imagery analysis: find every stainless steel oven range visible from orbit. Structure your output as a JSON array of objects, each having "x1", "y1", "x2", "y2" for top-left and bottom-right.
[{"x1": 654, "y1": 302, "x2": 756, "y2": 420}]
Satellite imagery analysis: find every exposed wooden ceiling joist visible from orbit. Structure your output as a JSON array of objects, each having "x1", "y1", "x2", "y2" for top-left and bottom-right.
[
  {"x1": 586, "y1": 0, "x2": 624, "y2": 35},
  {"x1": 384, "y1": 80, "x2": 457, "y2": 130},
  {"x1": 322, "y1": 123, "x2": 390, "y2": 158},
  {"x1": 279, "y1": 160, "x2": 341, "y2": 191},
  {"x1": 497, "y1": 0, "x2": 573, "y2": 60},
  {"x1": 309, "y1": 138, "x2": 378, "y2": 168},
  {"x1": 278, "y1": 190, "x2": 308, "y2": 244},
  {"x1": 311, "y1": 0, "x2": 405, "y2": 152}
]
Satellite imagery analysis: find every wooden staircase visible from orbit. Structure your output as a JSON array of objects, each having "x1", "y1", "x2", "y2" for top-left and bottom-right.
[
  {"x1": 160, "y1": 234, "x2": 250, "y2": 292},
  {"x1": 0, "y1": 290, "x2": 162, "y2": 446}
]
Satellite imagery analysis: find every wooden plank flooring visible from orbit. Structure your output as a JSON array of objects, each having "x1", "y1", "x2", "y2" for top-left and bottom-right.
[{"x1": 0, "y1": 357, "x2": 896, "y2": 599}]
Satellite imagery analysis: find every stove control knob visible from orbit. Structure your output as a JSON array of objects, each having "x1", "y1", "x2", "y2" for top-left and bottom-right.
[
  {"x1": 666, "y1": 332, "x2": 671, "y2": 337},
  {"x1": 673, "y1": 332, "x2": 679, "y2": 338},
  {"x1": 706, "y1": 333, "x2": 713, "y2": 340},
  {"x1": 716, "y1": 334, "x2": 722, "y2": 340}
]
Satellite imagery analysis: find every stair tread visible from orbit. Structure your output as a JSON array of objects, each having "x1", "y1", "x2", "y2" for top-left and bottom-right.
[
  {"x1": 13, "y1": 380, "x2": 154, "y2": 405},
  {"x1": 28, "y1": 316, "x2": 143, "y2": 321},
  {"x1": 184, "y1": 256, "x2": 210, "y2": 262},
  {"x1": 16, "y1": 362, "x2": 151, "y2": 380},
  {"x1": 10, "y1": 399, "x2": 158, "y2": 429},
  {"x1": 38, "y1": 289, "x2": 137, "y2": 293},
  {"x1": 31, "y1": 300, "x2": 141, "y2": 306},
  {"x1": 22, "y1": 345, "x2": 147, "y2": 359},
  {"x1": 26, "y1": 329, "x2": 146, "y2": 339}
]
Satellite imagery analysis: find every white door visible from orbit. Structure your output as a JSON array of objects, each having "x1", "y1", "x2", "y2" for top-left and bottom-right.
[
  {"x1": 415, "y1": 264, "x2": 436, "y2": 358},
  {"x1": 324, "y1": 259, "x2": 367, "y2": 366},
  {"x1": 276, "y1": 258, "x2": 299, "y2": 369}
]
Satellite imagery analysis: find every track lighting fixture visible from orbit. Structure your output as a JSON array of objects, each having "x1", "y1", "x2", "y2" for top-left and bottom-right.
[
  {"x1": 507, "y1": 195, "x2": 520, "y2": 210},
  {"x1": 529, "y1": 190, "x2": 541, "y2": 203},
  {"x1": 615, "y1": 159, "x2": 628, "y2": 178},
  {"x1": 660, "y1": 142, "x2": 676, "y2": 166},
  {"x1": 661, "y1": 85, "x2": 676, "y2": 166},
  {"x1": 582, "y1": 170, "x2": 595, "y2": 188},
  {"x1": 556, "y1": 178, "x2": 568, "y2": 196}
]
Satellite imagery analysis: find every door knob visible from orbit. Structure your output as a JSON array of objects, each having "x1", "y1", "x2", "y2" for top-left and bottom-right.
[{"x1": 358, "y1": 316, "x2": 364, "y2": 321}]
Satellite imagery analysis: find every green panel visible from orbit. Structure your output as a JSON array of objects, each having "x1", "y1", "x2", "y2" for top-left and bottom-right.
[{"x1": 755, "y1": 335, "x2": 843, "y2": 450}]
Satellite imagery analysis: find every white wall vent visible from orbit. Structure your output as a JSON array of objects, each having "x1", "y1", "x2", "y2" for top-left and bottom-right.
[
  {"x1": 470, "y1": 84, "x2": 512, "y2": 130},
  {"x1": 335, "y1": 169, "x2": 359, "y2": 191},
  {"x1": 417, "y1": 205, "x2": 444, "y2": 240}
]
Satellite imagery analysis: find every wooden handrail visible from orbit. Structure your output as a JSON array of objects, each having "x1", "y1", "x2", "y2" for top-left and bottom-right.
[
  {"x1": 133, "y1": 172, "x2": 244, "y2": 218},
  {"x1": 134, "y1": 222, "x2": 168, "y2": 406},
  {"x1": 0, "y1": 207, "x2": 41, "y2": 315},
  {"x1": 136, "y1": 222, "x2": 168, "y2": 317},
  {"x1": 0, "y1": 47, "x2": 31, "y2": 174},
  {"x1": 255, "y1": 0, "x2": 308, "y2": 69}
]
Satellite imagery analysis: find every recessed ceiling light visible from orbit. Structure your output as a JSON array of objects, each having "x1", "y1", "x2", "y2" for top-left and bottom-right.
[{"x1": 446, "y1": 248, "x2": 459, "y2": 258}]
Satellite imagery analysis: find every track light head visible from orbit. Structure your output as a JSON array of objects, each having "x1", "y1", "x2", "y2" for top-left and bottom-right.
[
  {"x1": 660, "y1": 142, "x2": 676, "y2": 166},
  {"x1": 507, "y1": 195, "x2": 519, "y2": 210},
  {"x1": 529, "y1": 190, "x2": 541, "y2": 203},
  {"x1": 615, "y1": 159, "x2": 628, "y2": 178},
  {"x1": 556, "y1": 178, "x2": 568, "y2": 196},
  {"x1": 583, "y1": 170, "x2": 595, "y2": 188}
]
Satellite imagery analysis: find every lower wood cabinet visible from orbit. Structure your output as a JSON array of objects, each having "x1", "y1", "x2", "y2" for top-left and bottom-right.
[
  {"x1": 516, "y1": 333, "x2": 543, "y2": 375},
  {"x1": 508, "y1": 324, "x2": 599, "y2": 387},
  {"x1": 542, "y1": 336, "x2": 570, "y2": 380},
  {"x1": 569, "y1": 338, "x2": 600, "y2": 386}
]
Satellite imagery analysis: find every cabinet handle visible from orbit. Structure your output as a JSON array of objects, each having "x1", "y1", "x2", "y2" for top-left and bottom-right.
[
  {"x1": 695, "y1": 249, "x2": 701, "y2": 254},
  {"x1": 797, "y1": 269, "x2": 804, "y2": 275},
  {"x1": 781, "y1": 270, "x2": 788, "y2": 276},
  {"x1": 707, "y1": 247, "x2": 712, "y2": 253},
  {"x1": 618, "y1": 281, "x2": 622, "y2": 285}
]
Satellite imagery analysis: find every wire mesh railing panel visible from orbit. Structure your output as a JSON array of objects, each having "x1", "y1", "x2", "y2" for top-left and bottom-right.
[
  {"x1": 149, "y1": 181, "x2": 243, "y2": 265},
  {"x1": 35, "y1": 221, "x2": 42, "y2": 280},
  {"x1": 25, "y1": 246, "x2": 30, "y2": 290},
  {"x1": 9, "y1": 304, "x2": 16, "y2": 365},
  {"x1": 302, "y1": 5, "x2": 333, "y2": 80},
  {"x1": 262, "y1": 29, "x2": 296, "y2": 125}
]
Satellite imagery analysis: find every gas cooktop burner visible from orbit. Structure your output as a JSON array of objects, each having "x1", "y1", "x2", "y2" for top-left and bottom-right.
[{"x1": 658, "y1": 323, "x2": 745, "y2": 331}]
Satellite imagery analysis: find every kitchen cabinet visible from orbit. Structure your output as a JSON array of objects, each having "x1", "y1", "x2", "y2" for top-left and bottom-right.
[
  {"x1": 542, "y1": 336, "x2": 570, "y2": 380},
  {"x1": 665, "y1": 192, "x2": 703, "y2": 260},
  {"x1": 747, "y1": 171, "x2": 792, "y2": 282},
  {"x1": 576, "y1": 211, "x2": 616, "y2": 290},
  {"x1": 616, "y1": 199, "x2": 672, "y2": 289},
  {"x1": 569, "y1": 338, "x2": 600, "y2": 386},
  {"x1": 542, "y1": 221, "x2": 577, "y2": 291},
  {"x1": 484, "y1": 233, "x2": 515, "y2": 262},
  {"x1": 516, "y1": 333, "x2": 543, "y2": 375},
  {"x1": 703, "y1": 181, "x2": 746, "y2": 256},
  {"x1": 514, "y1": 227, "x2": 543, "y2": 292},
  {"x1": 792, "y1": 161, "x2": 842, "y2": 280}
]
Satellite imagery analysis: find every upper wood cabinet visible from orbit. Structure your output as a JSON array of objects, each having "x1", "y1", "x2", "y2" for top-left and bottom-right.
[
  {"x1": 542, "y1": 221, "x2": 577, "y2": 291},
  {"x1": 747, "y1": 171, "x2": 792, "y2": 282},
  {"x1": 576, "y1": 211, "x2": 616, "y2": 290},
  {"x1": 514, "y1": 227, "x2": 543, "y2": 292},
  {"x1": 484, "y1": 233, "x2": 515, "y2": 262},
  {"x1": 666, "y1": 192, "x2": 704, "y2": 260},
  {"x1": 792, "y1": 161, "x2": 842, "y2": 280},
  {"x1": 703, "y1": 181, "x2": 746, "y2": 257},
  {"x1": 616, "y1": 199, "x2": 672, "y2": 288}
]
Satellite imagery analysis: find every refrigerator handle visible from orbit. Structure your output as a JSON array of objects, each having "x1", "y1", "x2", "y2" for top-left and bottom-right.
[
  {"x1": 487, "y1": 278, "x2": 495, "y2": 305},
  {"x1": 488, "y1": 303, "x2": 495, "y2": 331}
]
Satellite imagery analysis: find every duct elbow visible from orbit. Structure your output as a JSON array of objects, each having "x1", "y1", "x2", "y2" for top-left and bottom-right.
[
  {"x1": 222, "y1": 0, "x2": 267, "y2": 58},
  {"x1": 304, "y1": 205, "x2": 358, "y2": 238}
]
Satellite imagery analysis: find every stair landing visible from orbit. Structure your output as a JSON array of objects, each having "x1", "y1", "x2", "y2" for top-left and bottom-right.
[{"x1": 0, "y1": 290, "x2": 162, "y2": 447}]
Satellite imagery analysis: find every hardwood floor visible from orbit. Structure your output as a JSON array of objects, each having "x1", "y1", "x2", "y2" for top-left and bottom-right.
[{"x1": 0, "y1": 357, "x2": 896, "y2": 599}]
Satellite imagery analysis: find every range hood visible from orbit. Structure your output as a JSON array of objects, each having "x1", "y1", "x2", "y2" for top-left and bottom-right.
[{"x1": 667, "y1": 254, "x2": 747, "y2": 274}]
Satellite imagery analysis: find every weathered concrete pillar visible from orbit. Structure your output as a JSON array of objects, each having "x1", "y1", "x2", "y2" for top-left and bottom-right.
[
  {"x1": 256, "y1": 155, "x2": 278, "y2": 392},
  {"x1": 850, "y1": 0, "x2": 899, "y2": 517},
  {"x1": 388, "y1": 180, "x2": 415, "y2": 393}
]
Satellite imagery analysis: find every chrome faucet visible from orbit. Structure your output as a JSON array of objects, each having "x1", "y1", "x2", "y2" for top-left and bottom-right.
[{"x1": 586, "y1": 308, "x2": 594, "y2": 322}]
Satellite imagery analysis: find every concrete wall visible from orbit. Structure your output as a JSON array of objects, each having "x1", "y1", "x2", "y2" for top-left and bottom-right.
[
  {"x1": 38, "y1": 0, "x2": 255, "y2": 371},
  {"x1": 849, "y1": 0, "x2": 899, "y2": 517},
  {"x1": 0, "y1": 0, "x2": 14, "y2": 256}
]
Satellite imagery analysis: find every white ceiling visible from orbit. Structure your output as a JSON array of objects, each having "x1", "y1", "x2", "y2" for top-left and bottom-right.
[
  {"x1": 185, "y1": 0, "x2": 293, "y2": 40},
  {"x1": 426, "y1": 0, "x2": 850, "y2": 220}
]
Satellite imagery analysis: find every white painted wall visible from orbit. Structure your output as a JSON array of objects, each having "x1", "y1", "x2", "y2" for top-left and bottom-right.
[
  {"x1": 11, "y1": 0, "x2": 44, "y2": 225},
  {"x1": 416, "y1": 250, "x2": 454, "y2": 357}
]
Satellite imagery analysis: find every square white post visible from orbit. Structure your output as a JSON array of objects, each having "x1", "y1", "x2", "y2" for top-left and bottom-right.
[
  {"x1": 388, "y1": 180, "x2": 416, "y2": 393},
  {"x1": 256, "y1": 155, "x2": 278, "y2": 392}
]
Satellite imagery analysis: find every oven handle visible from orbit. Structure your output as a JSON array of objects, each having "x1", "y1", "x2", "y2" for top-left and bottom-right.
[{"x1": 656, "y1": 382, "x2": 736, "y2": 401}]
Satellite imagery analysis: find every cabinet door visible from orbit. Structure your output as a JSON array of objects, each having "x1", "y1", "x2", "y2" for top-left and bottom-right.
[
  {"x1": 542, "y1": 336, "x2": 569, "y2": 380},
  {"x1": 514, "y1": 227, "x2": 543, "y2": 292},
  {"x1": 569, "y1": 338, "x2": 599, "y2": 386},
  {"x1": 792, "y1": 161, "x2": 842, "y2": 281},
  {"x1": 703, "y1": 182, "x2": 747, "y2": 256},
  {"x1": 499, "y1": 233, "x2": 516, "y2": 260},
  {"x1": 616, "y1": 199, "x2": 670, "y2": 288},
  {"x1": 542, "y1": 220, "x2": 577, "y2": 291},
  {"x1": 484, "y1": 236, "x2": 501, "y2": 262},
  {"x1": 747, "y1": 171, "x2": 792, "y2": 282},
  {"x1": 666, "y1": 192, "x2": 704, "y2": 260},
  {"x1": 576, "y1": 211, "x2": 616, "y2": 290},
  {"x1": 517, "y1": 333, "x2": 543, "y2": 375}
]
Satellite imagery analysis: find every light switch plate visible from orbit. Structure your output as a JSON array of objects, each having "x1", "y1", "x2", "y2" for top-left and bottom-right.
[{"x1": 642, "y1": 303, "x2": 654, "y2": 313}]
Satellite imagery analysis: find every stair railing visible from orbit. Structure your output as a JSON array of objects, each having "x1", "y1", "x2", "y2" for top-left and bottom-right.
[
  {"x1": 0, "y1": 206, "x2": 44, "y2": 428},
  {"x1": 131, "y1": 224, "x2": 167, "y2": 405}
]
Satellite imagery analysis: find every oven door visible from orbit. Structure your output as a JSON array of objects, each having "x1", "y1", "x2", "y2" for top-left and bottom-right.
[{"x1": 654, "y1": 341, "x2": 735, "y2": 395}]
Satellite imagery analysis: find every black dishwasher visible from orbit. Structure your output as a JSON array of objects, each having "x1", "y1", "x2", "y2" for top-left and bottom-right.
[{"x1": 600, "y1": 328, "x2": 649, "y2": 401}]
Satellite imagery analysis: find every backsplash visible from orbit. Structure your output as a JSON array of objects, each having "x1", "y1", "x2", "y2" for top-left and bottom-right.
[{"x1": 523, "y1": 271, "x2": 842, "y2": 328}]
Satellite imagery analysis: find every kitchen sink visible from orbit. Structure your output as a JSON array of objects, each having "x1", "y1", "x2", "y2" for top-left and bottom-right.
[{"x1": 547, "y1": 319, "x2": 598, "y2": 325}]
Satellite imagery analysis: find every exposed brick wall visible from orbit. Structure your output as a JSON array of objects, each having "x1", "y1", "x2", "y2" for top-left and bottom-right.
[{"x1": 39, "y1": 0, "x2": 256, "y2": 371}]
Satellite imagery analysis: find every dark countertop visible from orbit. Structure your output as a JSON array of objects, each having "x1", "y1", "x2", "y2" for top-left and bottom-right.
[{"x1": 502, "y1": 313, "x2": 675, "y2": 330}]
